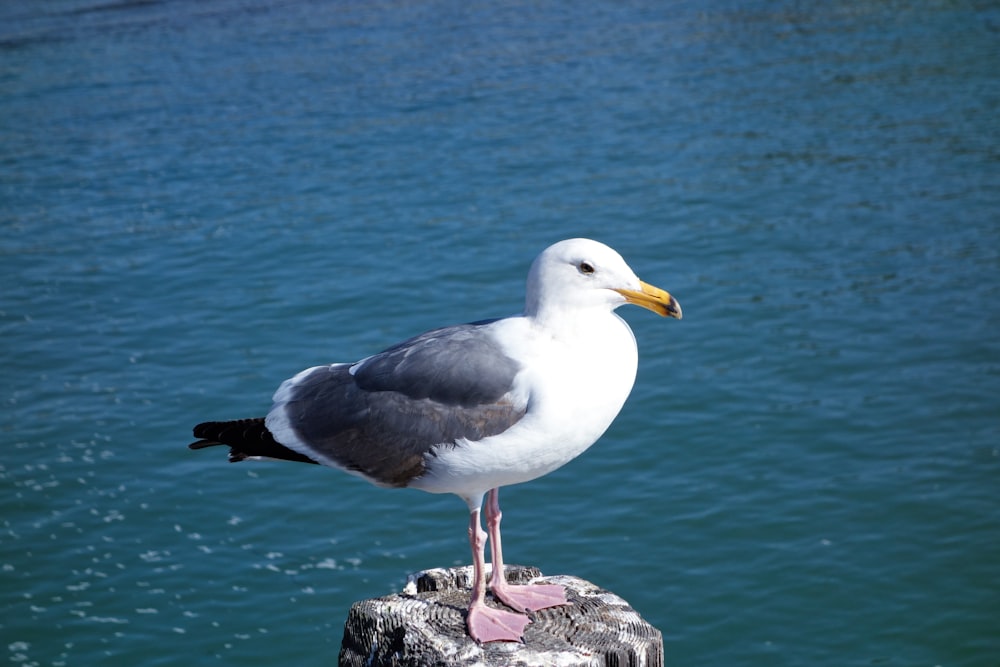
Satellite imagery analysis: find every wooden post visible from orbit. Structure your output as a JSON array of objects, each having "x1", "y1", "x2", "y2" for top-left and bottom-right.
[{"x1": 338, "y1": 565, "x2": 663, "y2": 667}]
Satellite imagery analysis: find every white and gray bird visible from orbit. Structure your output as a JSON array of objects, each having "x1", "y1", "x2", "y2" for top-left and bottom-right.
[{"x1": 190, "y1": 238, "x2": 682, "y2": 643}]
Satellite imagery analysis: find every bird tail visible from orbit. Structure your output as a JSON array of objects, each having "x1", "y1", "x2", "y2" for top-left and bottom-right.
[{"x1": 189, "y1": 418, "x2": 318, "y2": 465}]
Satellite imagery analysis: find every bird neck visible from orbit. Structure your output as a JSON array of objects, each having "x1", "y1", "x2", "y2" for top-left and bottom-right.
[{"x1": 524, "y1": 299, "x2": 621, "y2": 343}]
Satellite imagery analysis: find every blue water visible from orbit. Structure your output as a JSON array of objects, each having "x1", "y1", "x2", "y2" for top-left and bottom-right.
[{"x1": 2, "y1": 1, "x2": 998, "y2": 664}]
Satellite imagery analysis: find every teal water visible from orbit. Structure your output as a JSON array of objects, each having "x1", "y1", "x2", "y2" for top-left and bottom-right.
[{"x1": 3, "y1": 1, "x2": 998, "y2": 664}]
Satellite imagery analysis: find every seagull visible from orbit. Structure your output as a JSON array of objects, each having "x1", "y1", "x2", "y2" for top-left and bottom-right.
[{"x1": 189, "y1": 238, "x2": 681, "y2": 643}]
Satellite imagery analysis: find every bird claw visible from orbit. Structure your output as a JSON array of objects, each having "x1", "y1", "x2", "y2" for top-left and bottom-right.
[
  {"x1": 467, "y1": 603, "x2": 531, "y2": 643},
  {"x1": 491, "y1": 582, "x2": 568, "y2": 613}
]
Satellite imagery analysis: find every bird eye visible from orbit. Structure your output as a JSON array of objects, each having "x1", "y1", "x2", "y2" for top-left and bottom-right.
[{"x1": 578, "y1": 261, "x2": 595, "y2": 275}]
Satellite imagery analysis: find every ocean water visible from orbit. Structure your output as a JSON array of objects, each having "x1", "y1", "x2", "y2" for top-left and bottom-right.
[{"x1": 2, "y1": 1, "x2": 998, "y2": 665}]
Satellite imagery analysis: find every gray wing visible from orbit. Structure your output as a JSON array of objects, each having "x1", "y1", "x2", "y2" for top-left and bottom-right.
[{"x1": 266, "y1": 320, "x2": 526, "y2": 487}]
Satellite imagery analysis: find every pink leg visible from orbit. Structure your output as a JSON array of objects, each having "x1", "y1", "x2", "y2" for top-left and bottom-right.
[
  {"x1": 486, "y1": 488, "x2": 568, "y2": 612},
  {"x1": 465, "y1": 502, "x2": 530, "y2": 643}
]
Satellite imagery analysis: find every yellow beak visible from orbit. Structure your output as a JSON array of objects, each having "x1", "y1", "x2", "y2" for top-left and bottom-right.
[{"x1": 615, "y1": 281, "x2": 682, "y2": 319}]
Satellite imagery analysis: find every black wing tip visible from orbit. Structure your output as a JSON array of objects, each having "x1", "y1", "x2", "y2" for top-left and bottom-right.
[
  {"x1": 187, "y1": 418, "x2": 320, "y2": 466},
  {"x1": 188, "y1": 439, "x2": 248, "y2": 463},
  {"x1": 189, "y1": 439, "x2": 221, "y2": 450},
  {"x1": 192, "y1": 418, "x2": 263, "y2": 438}
]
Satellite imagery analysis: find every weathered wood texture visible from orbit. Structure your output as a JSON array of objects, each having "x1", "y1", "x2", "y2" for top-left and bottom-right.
[{"x1": 338, "y1": 565, "x2": 663, "y2": 667}]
